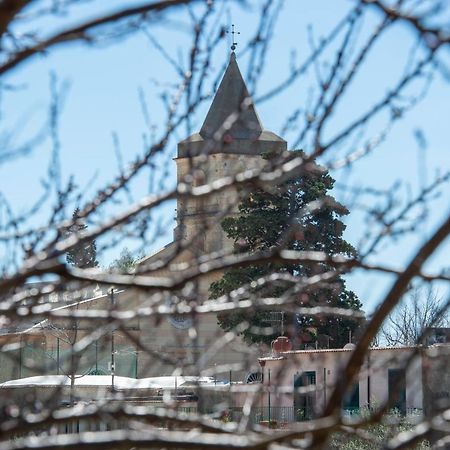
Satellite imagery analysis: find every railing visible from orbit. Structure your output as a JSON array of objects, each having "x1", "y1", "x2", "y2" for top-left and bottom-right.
[
  {"x1": 237, "y1": 406, "x2": 315, "y2": 423},
  {"x1": 178, "y1": 406, "x2": 315, "y2": 423},
  {"x1": 178, "y1": 406, "x2": 423, "y2": 424}
]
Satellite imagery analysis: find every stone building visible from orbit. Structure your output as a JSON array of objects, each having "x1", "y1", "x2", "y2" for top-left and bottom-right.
[
  {"x1": 0, "y1": 52, "x2": 287, "y2": 381},
  {"x1": 132, "y1": 51, "x2": 287, "y2": 376},
  {"x1": 141, "y1": 51, "x2": 285, "y2": 265}
]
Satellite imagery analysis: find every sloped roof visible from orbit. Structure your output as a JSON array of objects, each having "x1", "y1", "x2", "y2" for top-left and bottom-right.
[
  {"x1": 0, "y1": 375, "x2": 227, "y2": 389},
  {"x1": 200, "y1": 52, "x2": 262, "y2": 140},
  {"x1": 177, "y1": 52, "x2": 286, "y2": 157}
]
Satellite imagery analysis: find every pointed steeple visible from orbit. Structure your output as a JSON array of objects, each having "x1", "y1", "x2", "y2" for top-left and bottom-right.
[
  {"x1": 177, "y1": 52, "x2": 286, "y2": 158},
  {"x1": 200, "y1": 52, "x2": 263, "y2": 141}
]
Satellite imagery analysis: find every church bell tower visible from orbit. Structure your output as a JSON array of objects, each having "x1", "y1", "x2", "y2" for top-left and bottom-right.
[
  {"x1": 174, "y1": 52, "x2": 287, "y2": 255},
  {"x1": 135, "y1": 51, "x2": 288, "y2": 375}
]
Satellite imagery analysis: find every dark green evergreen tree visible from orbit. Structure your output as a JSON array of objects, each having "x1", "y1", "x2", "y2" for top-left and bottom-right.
[
  {"x1": 209, "y1": 150, "x2": 362, "y2": 348},
  {"x1": 66, "y1": 208, "x2": 99, "y2": 269}
]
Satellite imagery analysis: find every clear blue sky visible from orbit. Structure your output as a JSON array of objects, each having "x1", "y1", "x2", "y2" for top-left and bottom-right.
[{"x1": 3, "y1": 0, "x2": 450, "y2": 312}]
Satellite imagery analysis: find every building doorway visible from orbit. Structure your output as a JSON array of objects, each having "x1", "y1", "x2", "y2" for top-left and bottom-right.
[
  {"x1": 388, "y1": 368, "x2": 406, "y2": 414},
  {"x1": 294, "y1": 371, "x2": 316, "y2": 420}
]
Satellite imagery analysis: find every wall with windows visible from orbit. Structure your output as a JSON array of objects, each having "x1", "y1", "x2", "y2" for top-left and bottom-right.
[{"x1": 259, "y1": 346, "x2": 425, "y2": 417}]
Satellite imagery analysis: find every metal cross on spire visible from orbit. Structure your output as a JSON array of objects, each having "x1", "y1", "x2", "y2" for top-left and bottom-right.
[{"x1": 226, "y1": 24, "x2": 240, "y2": 52}]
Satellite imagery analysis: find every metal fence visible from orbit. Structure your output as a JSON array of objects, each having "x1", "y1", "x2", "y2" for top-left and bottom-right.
[
  {"x1": 177, "y1": 406, "x2": 316, "y2": 424},
  {"x1": 178, "y1": 406, "x2": 424, "y2": 425}
]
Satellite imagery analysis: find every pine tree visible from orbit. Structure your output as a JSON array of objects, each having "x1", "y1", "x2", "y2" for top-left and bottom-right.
[
  {"x1": 66, "y1": 208, "x2": 99, "y2": 269},
  {"x1": 209, "y1": 150, "x2": 363, "y2": 348}
]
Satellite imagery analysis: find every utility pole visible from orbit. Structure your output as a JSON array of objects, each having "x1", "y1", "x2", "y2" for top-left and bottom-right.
[
  {"x1": 95, "y1": 339, "x2": 98, "y2": 374},
  {"x1": 56, "y1": 337, "x2": 60, "y2": 375},
  {"x1": 268, "y1": 369, "x2": 271, "y2": 423},
  {"x1": 19, "y1": 335, "x2": 23, "y2": 379},
  {"x1": 110, "y1": 289, "x2": 115, "y2": 391}
]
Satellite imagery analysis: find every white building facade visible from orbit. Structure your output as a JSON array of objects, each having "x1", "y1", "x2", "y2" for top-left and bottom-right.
[{"x1": 258, "y1": 346, "x2": 427, "y2": 419}]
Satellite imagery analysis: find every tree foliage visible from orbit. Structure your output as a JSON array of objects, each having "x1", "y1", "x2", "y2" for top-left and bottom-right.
[
  {"x1": 210, "y1": 151, "x2": 363, "y2": 347},
  {"x1": 110, "y1": 248, "x2": 139, "y2": 274},
  {"x1": 330, "y1": 410, "x2": 430, "y2": 449},
  {"x1": 65, "y1": 208, "x2": 99, "y2": 269}
]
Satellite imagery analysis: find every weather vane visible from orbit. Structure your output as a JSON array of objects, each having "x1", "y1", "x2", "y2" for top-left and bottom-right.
[{"x1": 226, "y1": 24, "x2": 240, "y2": 51}]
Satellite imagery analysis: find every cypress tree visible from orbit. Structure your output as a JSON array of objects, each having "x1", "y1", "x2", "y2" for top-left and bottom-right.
[
  {"x1": 209, "y1": 150, "x2": 362, "y2": 348},
  {"x1": 66, "y1": 208, "x2": 99, "y2": 269}
]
